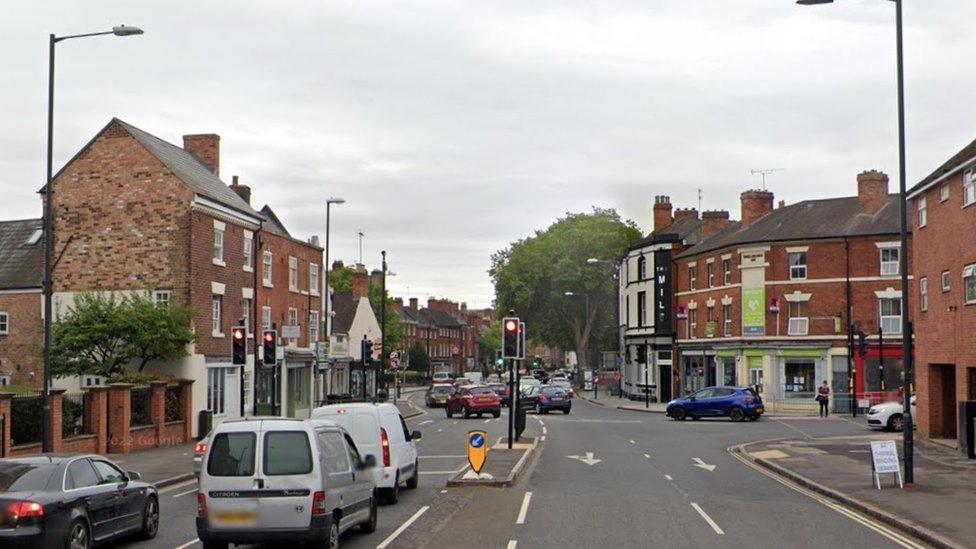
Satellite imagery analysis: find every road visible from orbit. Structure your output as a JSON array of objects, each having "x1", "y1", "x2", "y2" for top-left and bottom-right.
[{"x1": 110, "y1": 391, "x2": 927, "y2": 549}]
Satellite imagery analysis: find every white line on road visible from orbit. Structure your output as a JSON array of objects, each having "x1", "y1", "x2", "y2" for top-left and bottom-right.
[
  {"x1": 440, "y1": 489, "x2": 448, "y2": 493},
  {"x1": 437, "y1": 428, "x2": 444, "y2": 432},
  {"x1": 664, "y1": 474, "x2": 673, "y2": 481},
  {"x1": 377, "y1": 505, "x2": 430, "y2": 549},
  {"x1": 643, "y1": 453, "x2": 650, "y2": 459},
  {"x1": 629, "y1": 439, "x2": 635, "y2": 444},
  {"x1": 419, "y1": 455, "x2": 466, "y2": 459},
  {"x1": 173, "y1": 487, "x2": 198, "y2": 498},
  {"x1": 516, "y1": 491, "x2": 532, "y2": 524},
  {"x1": 484, "y1": 418, "x2": 492, "y2": 423},
  {"x1": 538, "y1": 420, "x2": 545, "y2": 426},
  {"x1": 173, "y1": 539, "x2": 199, "y2": 549},
  {"x1": 419, "y1": 420, "x2": 433, "y2": 425},
  {"x1": 691, "y1": 503, "x2": 725, "y2": 535},
  {"x1": 158, "y1": 479, "x2": 197, "y2": 494},
  {"x1": 542, "y1": 426, "x2": 547, "y2": 435},
  {"x1": 539, "y1": 435, "x2": 546, "y2": 441},
  {"x1": 507, "y1": 541, "x2": 518, "y2": 549},
  {"x1": 452, "y1": 421, "x2": 458, "y2": 425}
]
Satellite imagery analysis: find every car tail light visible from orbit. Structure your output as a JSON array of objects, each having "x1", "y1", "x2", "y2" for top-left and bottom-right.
[
  {"x1": 194, "y1": 441, "x2": 208, "y2": 455},
  {"x1": 539, "y1": 394, "x2": 548, "y2": 403},
  {"x1": 7, "y1": 501, "x2": 43, "y2": 524},
  {"x1": 380, "y1": 428, "x2": 391, "y2": 467},
  {"x1": 197, "y1": 493, "x2": 207, "y2": 518},
  {"x1": 311, "y1": 491, "x2": 327, "y2": 516}
]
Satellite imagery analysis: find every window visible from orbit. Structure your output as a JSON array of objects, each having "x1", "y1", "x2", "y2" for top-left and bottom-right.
[
  {"x1": 317, "y1": 431, "x2": 351, "y2": 474},
  {"x1": 723, "y1": 259, "x2": 732, "y2": 285},
  {"x1": 943, "y1": 270, "x2": 952, "y2": 292},
  {"x1": 310, "y1": 263, "x2": 320, "y2": 295},
  {"x1": 637, "y1": 256, "x2": 647, "y2": 280},
  {"x1": 243, "y1": 236, "x2": 254, "y2": 270},
  {"x1": 689, "y1": 265, "x2": 697, "y2": 290},
  {"x1": 309, "y1": 310, "x2": 320, "y2": 343},
  {"x1": 66, "y1": 459, "x2": 100, "y2": 490},
  {"x1": 918, "y1": 196, "x2": 927, "y2": 227},
  {"x1": 289, "y1": 307, "x2": 298, "y2": 328},
  {"x1": 208, "y1": 433, "x2": 256, "y2": 476},
  {"x1": 723, "y1": 304, "x2": 732, "y2": 337},
  {"x1": 966, "y1": 169, "x2": 976, "y2": 206},
  {"x1": 153, "y1": 290, "x2": 171, "y2": 306},
  {"x1": 0, "y1": 312, "x2": 7, "y2": 335},
  {"x1": 784, "y1": 359, "x2": 816, "y2": 398},
  {"x1": 213, "y1": 228, "x2": 224, "y2": 263},
  {"x1": 689, "y1": 308, "x2": 697, "y2": 339},
  {"x1": 920, "y1": 277, "x2": 928, "y2": 312},
  {"x1": 706, "y1": 305, "x2": 714, "y2": 322},
  {"x1": 880, "y1": 247, "x2": 899, "y2": 276},
  {"x1": 242, "y1": 298, "x2": 252, "y2": 334},
  {"x1": 636, "y1": 291, "x2": 647, "y2": 327},
  {"x1": 262, "y1": 306, "x2": 272, "y2": 331},
  {"x1": 941, "y1": 182, "x2": 950, "y2": 202},
  {"x1": 207, "y1": 367, "x2": 225, "y2": 414},
  {"x1": 263, "y1": 251, "x2": 273, "y2": 286},
  {"x1": 289, "y1": 257, "x2": 299, "y2": 291},
  {"x1": 264, "y1": 431, "x2": 312, "y2": 475},
  {"x1": 707, "y1": 263, "x2": 715, "y2": 287},
  {"x1": 788, "y1": 301, "x2": 809, "y2": 336},
  {"x1": 788, "y1": 252, "x2": 807, "y2": 280},
  {"x1": 879, "y1": 298, "x2": 902, "y2": 334},
  {"x1": 965, "y1": 264, "x2": 976, "y2": 304},
  {"x1": 243, "y1": 371, "x2": 251, "y2": 412},
  {"x1": 91, "y1": 460, "x2": 125, "y2": 485},
  {"x1": 211, "y1": 296, "x2": 222, "y2": 335}
]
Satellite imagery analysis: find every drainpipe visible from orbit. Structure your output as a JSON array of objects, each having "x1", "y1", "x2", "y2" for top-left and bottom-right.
[{"x1": 845, "y1": 237, "x2": 854, "y2": 418}]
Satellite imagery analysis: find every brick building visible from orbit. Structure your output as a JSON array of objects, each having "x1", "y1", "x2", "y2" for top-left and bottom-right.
[
  {"x1": 672, "y1": 172, "x2": 910, "y2": 413},
  {"x1": 0, "y1": 219, "x2": 44, "y2": 386},
  {"x1": 395, "y1": 297, "x2": 475, "y2": 376},
  {"x1": 908, "y1": 138, "x2": 976, "y2": 445}
]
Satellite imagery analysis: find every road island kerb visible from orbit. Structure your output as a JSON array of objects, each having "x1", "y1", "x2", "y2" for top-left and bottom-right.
[
  {"x1": 731, "y1": 440, "x2": 963, "y2": 549},
  {"x1": 446, "y1": 436, "x2": 539, "y2": 488}
]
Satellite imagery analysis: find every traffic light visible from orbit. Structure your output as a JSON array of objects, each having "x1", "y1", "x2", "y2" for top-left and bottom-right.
[
  {"x1": 856, "y1": 329, "x2": 868, "y2": 356},
  {"x1": 361, "y1": 340, "x2": 374, "y2": 366},
  {"x1": 502, "y1": 317, "x2": 519, "y2": 359},
  {"x1": 231, "y1": 326, "x2": 247, "y2": 365},
  {"x1": 262, "y1": 330, "x2": 277, "y2": 366}
]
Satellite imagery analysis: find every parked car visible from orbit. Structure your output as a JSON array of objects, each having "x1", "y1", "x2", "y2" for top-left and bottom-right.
[
  {"x1": 425, "y1": 384, "x2": 454, "y2": 407},
  {"x1": 197, "y1": 417, "x2": 378, "y2": 549},
  {"x1": 432, "y1": 371, "x2": 453, "y2": 384},
  {"x1": 312, "y1": 402, "x2": 421, "y2": 504},
  {"x1": 867, "y1": 396, "x2": 917, "y2": 431},
  {"x1": 0, "y1": 454, "x2": 159, "y2": 548},
  {"x1": 446, "y1": 385, "x2": 502, "y2": 418},
  {"x1": 666, "y1": 386, "x2": 764, "y2": 422},
  {"x1": 488, "y1": 382, "x2": 511, "y2": 406}
]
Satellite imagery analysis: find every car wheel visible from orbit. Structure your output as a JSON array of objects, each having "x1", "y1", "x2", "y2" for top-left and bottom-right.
[
  {"x1": 407, "y1": 461, "x2": 419, "y2": 489},
  {"x1": 493, "y1": 410, "x2": 501, "y2": 418},
  {"x1": 202, "y1": 543, "x2": 228, "y2": 549},
  {"x1": 729, "y1": 407, "x2": 746, "y2": 422},
  {"x1": 691, "y1": 416, "x2": 701, "y2": 421},
  {"x1": 446, "y1": 407, "x2": 453, "y2": 418},
  {"x1": 360, "y1": 493, "x2": 378, "y2": 533},
  {"x1": 327, "y1": 518, "x2": 340, "y2": 549},
  {"x1": 66, "y1": 519, "x2": 91, "y2": 549},
  {"x1": 463, "y1": 406, "x2": 471, "y2": 419},
  {"x1": 672, "y1": 407, "x2": 686, "y2": 421},
  {"x1": 386, "y1": 474, "x2": 400, "y2": 504},
  {"x1": 888, "y1": 413, "x2": 904, "y2": 432},
  {"x1": 139, "y1": 496, "x2": 159, "y2": 539},
  {"x1": 562, "y1": 409, "x2": 570, "y2": 415}
]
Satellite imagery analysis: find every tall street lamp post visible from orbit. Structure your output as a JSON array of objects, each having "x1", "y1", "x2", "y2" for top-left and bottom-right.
[
  {"x1": 587, "y1": 257, "x2": 622, "y2": 398},
  {"x1": 798, "y1": 0, "x2": 913, "y2": 483},
  {"x1": 380, "y1": 250, "x2": 387, "y2": 398},
  {"x1": 43, "y1": 25, "x2": 144, "y2": 453},
  {"x1": 564, "y1": 291, "x2": 596, "y2": 398},
  {"x1": 323, "y1": 198, "x2": 344, "y2": 401}
]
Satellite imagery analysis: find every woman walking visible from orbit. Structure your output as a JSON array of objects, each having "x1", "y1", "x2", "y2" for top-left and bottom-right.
[{"x1": 816, "y1": 380, "x2": 830, "y2": 418}]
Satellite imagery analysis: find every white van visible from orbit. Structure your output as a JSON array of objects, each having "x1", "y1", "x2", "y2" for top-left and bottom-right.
[
  {"x1": 196, "y1": 418, "x2": 377, "y2": 549},
  {"x1": 311, "y1": 403, "x2": 421, "y2": 503}
]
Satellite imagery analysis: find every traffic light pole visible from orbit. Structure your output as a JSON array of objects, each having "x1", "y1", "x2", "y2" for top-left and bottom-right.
[{"x1": 507, "y1": 357, "x2": 514, "y2": 449}]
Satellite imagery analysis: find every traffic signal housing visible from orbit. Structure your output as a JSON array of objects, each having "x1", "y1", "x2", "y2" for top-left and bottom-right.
[
  {"x1": 502, "y1": 317, "x2": 519, "y2": 359},
  {"x1": 231, "y1": 326, "x2": 247, "y2": 365},
  {"x1": 262, "y1": 330, "x2": 277, "y2": 366}
]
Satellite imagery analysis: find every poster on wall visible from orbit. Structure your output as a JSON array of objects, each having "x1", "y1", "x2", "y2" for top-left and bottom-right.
[
  {"x1": 742, "y1": 287, "x2": 766, "y2": 336},
  {"x1": 654, "y1": 249, "x2": 673, "y2": 334}
]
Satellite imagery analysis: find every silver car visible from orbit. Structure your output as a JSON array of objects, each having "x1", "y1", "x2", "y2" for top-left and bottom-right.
[{"x1": 196, "y1": 417, "x2": 377, "y2": 549}]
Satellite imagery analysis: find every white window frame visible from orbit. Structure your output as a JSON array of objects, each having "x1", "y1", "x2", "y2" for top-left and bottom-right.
[
  {"x1": 243, "y1": 236, "x2": 254, "y2": 272},
  {"x1": 153, "y1": 290, "x2": 172, "y2": 306},
  {"x1": 289, "y1": 257, "x2": 299, "y2": 292},
  {"x1": 212, "y1": 296, "x2": 223, "y2": 337},
  {"x1": 723, "y1": 259, "x2": 732, "y2": 285},
  {"x1": 707, "y1": 263, "x2": 715, "y2": 288},
  {"x1": 288, "y1": 307, "x2": 299, "y2": 343},
  {"x1": 965, "y1": 264, "x2": 976, "y2": 304},
  {"x1": 689, "y1": 308, "x2": 697, "y2": 339},
  {"x1": 879, "y1": 298, "x2": 903, "y2": 335},
  {"x1": 637, "y1": 256, "x2": 647, "y2": 280},
  {"x1": 0, "y1": 311, "x2": 8, "y2": 335},
  {"x1": 940, "y1": 182, "x2": 950, "y2": 202},
  {"x1": 309, "y1": 310, "x2": 320, "y2": 343},
  {"x1": 689, "y1": 264, "x2": 697, "y2": 291},
  {"x1": 942, "y1": 270, "x2": 952, "y2": 292},
  {"x1": 213, "y1": 228, "x2": 225, "y2": 265},
  {"x1": 919, "y1": 277, "x2": 928, "y2": 312},
  {"x1": 788, "y1": 252, "x2": 807, "y2": 280},
  {"x1": 637, "y1": 291, "x2": 647, "y2": 327},
  {"x1": 880, "y1": 247, "x2": 900, "y2": 277},
  {"x1": 263, "y1": 251, "x2": 274, "y2": 287},
  {"x1": 787, "y1": 301, "x2": 809, "y2": 336},
  {"x1": 966, "y1": 169, "x2": 976, "y2": 207},
  {"x1": 917, "y1": 196, "x2": 927, "y2": 228},
  {"x1": 262, "y1": 306, "x2": 272, "y2": 331},
  {"x1": 309, "y1": 263, "x2": 320, "y2": 296},
  {"x1": 723, "y1": 304, "x2": 732, "y2": 337},
  {"x1": 242, "y1": 298, "x2": 252, "y2": 336},
  {"x1": 207, "y1": 367, "x2": 226, "y2": 415}
]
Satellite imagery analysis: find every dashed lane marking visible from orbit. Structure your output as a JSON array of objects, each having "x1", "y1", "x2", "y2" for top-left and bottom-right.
[
  {"x1": 643, "y1": 453, "x2": 650, "y2": 459},
  {"x1": 484, "y1": 419, "x2": 492, "y2": 423},
  {"x1": 516, "y1": 492, "x2": 532, "y2": 524},
  {"x1": 664, "y1": 474, "x2": 673, "y2": 481},
  {"x1": 440, "y1": 489, "x2": 448, "y2": 493},
  {"x1": 540, "y1": 435, "x2": 546, "y2": 441},
  {"x1": 376, "y1": 505, "x2": 430, "y2": 549},
  {"x1": 158, "y1": 479, "x2": 197, "y2": 495},
  {"x1": 691, "y1": 503, "x2": 725, "y2": 535},
  {"x1": 629, "y1": 439, "x2": 635, "y2": 444},
  {"x1": 438, "y1": 428, "x2": 444, "y2": 432},
  {"x1": 173, "y1": 539, "x2": 199, "y2": 549},
  {"x1": 419, "y1": 420, "x2": 434, "y2": 425},
  {"x1": 173, "y1": 487, "x2": 198, "y2": 498},
  {"x1": 542, "y1": 426, "x2": 547, "y2": 435},
  {"x1": 507, "y1": 541, "x2": 518, "y2": 549}
]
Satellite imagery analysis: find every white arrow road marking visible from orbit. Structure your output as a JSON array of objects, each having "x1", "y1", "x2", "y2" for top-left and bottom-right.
[
  {"x1": 693, "y1": 457, "x2": 716, "y2": 472},
  {"x1": 566, "y1": 452, "x2": 602, "y2": 466}
]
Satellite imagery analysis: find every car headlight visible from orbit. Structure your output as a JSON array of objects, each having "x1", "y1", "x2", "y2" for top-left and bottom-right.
[{"x1": 868, "y1": 407, "x2": 878, "y2": 415}]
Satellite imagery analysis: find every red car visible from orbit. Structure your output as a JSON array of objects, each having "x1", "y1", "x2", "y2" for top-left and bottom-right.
[{"x1": 446, "y1": 385, "x2": 502, "y2": 418}]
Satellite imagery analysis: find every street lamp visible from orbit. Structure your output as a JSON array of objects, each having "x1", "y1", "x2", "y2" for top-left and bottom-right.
[
  {"x1": 321, "y1": 197, "x2": 344, "y2": 401},
  {"x1": 42, "y1": 24, "x2": 144, "y2": 453},
  {"x1": 798, "y1": 0, "x2": 913, "y2": 483}
]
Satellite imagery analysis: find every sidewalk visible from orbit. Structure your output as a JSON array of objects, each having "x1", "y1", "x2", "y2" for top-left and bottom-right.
[
  {"x1": 109, "y1": 442, "x2": 196, "y2": 487},
  {"x1": 739, "y1": 434, "x2": 976, "y2": 548},
  {"x1": 577, "y1": 391, "x2": 668, "y2": 414}
]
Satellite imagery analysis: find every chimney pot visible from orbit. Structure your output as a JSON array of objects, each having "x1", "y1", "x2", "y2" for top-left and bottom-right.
[
  {"x1": 856, "y1": 170, "x2": 890, "y2": 215},
  {"x1": 182, "y1": 134, "x2": 220, "y2": 175},
  {"x1": 409, "y1": 297, "x2": 418, "y2": 310},
  {"x1": 740, "y1": 189, "x2": 774, "y2": 228},
  {"x1": 229, "y1": 175, "x2": 251, "y2": 204},
  {"x1": 701, "y1": 210, "x2": 731, "y2": 238},
  {"x1": 673, "y1": 208, "x2": 699, "y2": 222}
]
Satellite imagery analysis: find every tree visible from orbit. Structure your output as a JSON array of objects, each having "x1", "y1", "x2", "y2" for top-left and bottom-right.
[
  {"x1": 407, "y1": 342, "x2": 430, "y2": 374},
  {"x1": 51, "y1": 291, "x2": 198, "y2": 378},
  {"x1": 369, "y1": 284, "x2": 403, "y2": 359},
  {"x1": 490, "y1": 208, "x2": 640, "y2": 379},
  {"x1": 329, "y1": 266, "x2": 354, "y2": 293},
  {"x1": 479, "y1": 319, "x2": 502, "y2": 365}
]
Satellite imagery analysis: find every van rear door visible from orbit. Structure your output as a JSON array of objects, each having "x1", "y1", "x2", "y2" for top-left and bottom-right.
[
  {"x1": 204, "y1": 427, "x2": 260, "y2": 530},
  {"x1": 257, "y1": 428, "x2": 317, "y2": 530}
]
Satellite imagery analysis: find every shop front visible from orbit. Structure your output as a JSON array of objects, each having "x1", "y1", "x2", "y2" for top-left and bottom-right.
[
  {"x1": 679, "y1": 349, "x2": 716, "y2": 397},
  {"x1": 623, "y1": 337, "x2": 674, "y2": 402},
  {"x1": 853, "y1": 344, "x2": 905, "y2": 410}
]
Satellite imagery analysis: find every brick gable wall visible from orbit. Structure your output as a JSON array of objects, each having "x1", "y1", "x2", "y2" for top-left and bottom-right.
[{"x1": 0, "y1": 292, "x2": 42, "y2": 385}]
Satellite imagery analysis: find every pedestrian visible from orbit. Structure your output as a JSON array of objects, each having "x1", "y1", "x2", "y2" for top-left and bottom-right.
[{"x1": 816, "y1": 380, "x2": 830, "y2": 418}]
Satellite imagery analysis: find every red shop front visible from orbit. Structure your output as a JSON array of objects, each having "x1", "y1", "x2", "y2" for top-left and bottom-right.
[{"x1": 853, "y1": 344, "x2": 906, "y2": 407}]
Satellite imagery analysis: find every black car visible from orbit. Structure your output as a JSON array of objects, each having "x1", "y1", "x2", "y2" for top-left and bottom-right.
[{"x1": 0, "y1": 454, "x2": 159, "y2": 548}]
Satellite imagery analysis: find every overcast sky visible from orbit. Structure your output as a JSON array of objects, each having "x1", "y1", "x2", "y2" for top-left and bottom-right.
[{"x1": 3, "y1": 1, "x2": 974, "y2": 308}]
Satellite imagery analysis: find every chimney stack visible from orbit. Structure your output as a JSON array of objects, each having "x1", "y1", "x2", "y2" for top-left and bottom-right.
[
  {"x1": 230, "y1": 175, "x2": 251, "y2": 204},
  {"x1": 740, "y1": 190, "x2": 774, "y2": 228},
  {"x1": 673, "y1": 208, "x2": 699, "y2": 223},
  {"x1": 393, "y1": 298, "x2": 404, "y2": 312},
  {"x1": 701, "y1": 210, "x2": 731, "y2": 238},
  {"x1": 857, "y1": 170, "x2": 889, "y2": 215},
  {"x1": 409, "y1": 297, "x2": 418, "y2": 310},
  {"x1": 183, "y1": 134, "x2": 220, "y2": 175},
  {"x1": 653, "y1": 195, "x2": 673, "y2": 232},
  {"x1": 351, "y1": 264, "x2": 369, "y2": 298}
]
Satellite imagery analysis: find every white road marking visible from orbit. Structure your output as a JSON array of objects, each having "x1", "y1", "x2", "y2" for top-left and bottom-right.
[
  {"x1": 173, "y1": 487, "x2": 198, "y2": 498},
  {"x1": 507, "y1": 541, "x2": 518, "y2": 549},
  {"x1": 692, "y1": 457, "x2": 717, "y2": 472},
  {"x1": 516, "y1": 491, "x2": 532, "y2": 524},
  {"x1": 643, "y1": 453, "x2": 650, "y2": 459},
  {"x1": 437, "y1": 428, "x2": 444, "y2": 432},
  {"x1": 452, "y1": 421, "x2": 458, "y2": 425},
  {"x1": 538, "y1": 420, "x2": 545, "y2": 426},
  {"x1": 157, "y1": 479, "x2": 197, "y2": 494},
  {"x1": 542, "y1": 426, "x2": 547, "y2": 435},
  {"x1": 540, "y1": 435, "x2": 546, "y2": 441},
  {"x1": 629, "y1": 439, "x2": 635, "y2": 444},
  {"x1": 419, "y1": 420, "x2": 434, "y2": 425},
  {"x1": 173, "y1": 540, "x2": 199, "y2": 549},
  {"x1": 664, "y1": 474, "x2": 673, "y2": 481},
  {"x1": 377, "y1": 505, "x2": 430, "y2": 549},
  {"x1": 484, "y1": 419, "x2": 492, "y2": 423},
  {"x1": 566, "y1": 452, "x2": 601, "y2": 466},
  {"x1": 419, "y1": 455, "x2": 466, "y2": 459},
  {"x1": 440, "y1": 489, "x2": 448, "y2": 493},
  {"x1": 691, "y1": 503, "x2": 725, "y2": 535}
]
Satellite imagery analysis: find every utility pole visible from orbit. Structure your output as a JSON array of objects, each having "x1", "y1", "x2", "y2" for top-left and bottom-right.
[{"x1": 381, "y1": 250, "x2": 387, "y2": 397}]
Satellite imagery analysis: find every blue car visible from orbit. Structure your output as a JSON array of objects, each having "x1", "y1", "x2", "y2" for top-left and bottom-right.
[
  {"x1": 666, "y1": 386, "x2": 764, "y2": 422},
  {"x1": 519, "y1": 385, "x2": 572, "y2": 414}
]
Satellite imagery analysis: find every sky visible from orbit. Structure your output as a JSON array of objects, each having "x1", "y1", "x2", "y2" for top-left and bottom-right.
[{"x1": 3, "y1": 1, "x2": 975, "y2": 308}]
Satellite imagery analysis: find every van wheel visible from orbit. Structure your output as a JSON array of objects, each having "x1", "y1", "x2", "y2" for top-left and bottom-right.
[
  {"x1": 360, "y1": 494, "x2": 378, "y2": 533},
  {"x1": 386, "y1": 475, "x2": 400, "y2": 504},
  {"x1": 406, "y1": 461, "x2": 419, "y2": 489},
  {"x1": 730, "y1": 407, "x2": 746, "y2": 422}
]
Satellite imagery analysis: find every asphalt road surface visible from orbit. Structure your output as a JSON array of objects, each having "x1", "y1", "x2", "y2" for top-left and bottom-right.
[{"x1": 106, "y1": 392, "x2": 927, "y2": 549}]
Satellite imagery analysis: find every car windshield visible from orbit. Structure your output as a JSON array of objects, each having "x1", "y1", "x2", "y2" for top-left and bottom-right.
[
  {"x1": 0, "y1": 462, "x2": 56, "y2": 492},
  {"x1": 432, "y1": 386, "x2": 453, "y2": 394},
  {"x1": 470, "y1": 387, "x2": 494, "y2": 395},
  {"x1": 552, "y1": 380, "x2": 570, "y2": 387},
  {"x1": 542, "y1": 387, "x2": 565, "y2": 396}
]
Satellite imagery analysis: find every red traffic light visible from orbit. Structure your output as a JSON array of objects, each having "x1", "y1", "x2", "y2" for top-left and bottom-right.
[
  {"x1": 504, "y1": 319, "x2": 518, "y2": 333},
  {"x1": 232, "y1": 327, "x2": 246, "y2": 340},
  {"x1": 264, "y1": 331, "x2": 275, "y2": 343}
]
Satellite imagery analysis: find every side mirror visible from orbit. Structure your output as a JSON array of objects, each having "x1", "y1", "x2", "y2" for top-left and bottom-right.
[
  {"x1": 126, "y1": 471, "x2": 141, "y2": 481},
  {"x1": 411, "y1": 430, "x2": 422, "y2": 441},
  {"x1": 689, "y1": 397, "x2": 696, "y2": 402},
  {"x1": 361, "y1": 454, "x2": 377, "y2": 469}
]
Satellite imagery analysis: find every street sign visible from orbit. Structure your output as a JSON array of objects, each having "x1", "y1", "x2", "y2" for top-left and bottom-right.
[
  {"x1": 281, "y1": 325, "x2": 300, "y2": 339},
  {"x1": 467, "y1": 430, "x2": 488, "y2": 474},
  {"x1": 870, "y1": 440, "x2": 903, "y2": 489}
]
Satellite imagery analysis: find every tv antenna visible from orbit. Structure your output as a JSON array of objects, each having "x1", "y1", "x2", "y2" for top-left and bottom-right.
[{"x1": 751, "y1": 168, "x2": 784, "y2": 190}]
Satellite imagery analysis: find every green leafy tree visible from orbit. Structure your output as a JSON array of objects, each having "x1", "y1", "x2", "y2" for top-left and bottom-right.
[
  {"x1": 490, "y1": 208, "x2": 640, "y2": 378},
  {"x1": 329, "y1": 266, "x2": 354, "y2": 293},
  {"x1": 407, "y1": 342, "x2": 430, "y2": 373},
  {"x1": 125, "y1": 292, "x2": 197, "y2": 371},
  {"x1": 479, "y1": 319, "x2": 502, "y2": 365},
  {"x1": 369, "y1": 284, "x2": 403, "y2": 359}
]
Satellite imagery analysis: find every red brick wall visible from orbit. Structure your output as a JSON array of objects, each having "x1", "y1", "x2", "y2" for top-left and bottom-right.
[
  {"x1": 0, "y1": 292, "x2": 42, "y2": 385},
  {"x1": 256, "y1": 231, "x2": 324, "y2": 348}
]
